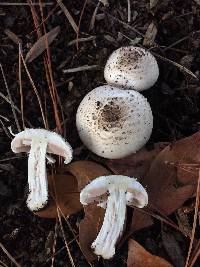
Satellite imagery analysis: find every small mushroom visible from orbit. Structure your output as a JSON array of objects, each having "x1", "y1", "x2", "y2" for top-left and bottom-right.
[
  {"x1": 104, "y1": 46, "x2": 159, "y2": 91},
  {"x1": 80, "y1": 175, "x2": 148, "y2": 259},
  {"x1": 11, "y1": 128, "x2": 73, "y2": 211},
  {"x1": 76, "y1": 85, "x2": 153, "y2": 159}
]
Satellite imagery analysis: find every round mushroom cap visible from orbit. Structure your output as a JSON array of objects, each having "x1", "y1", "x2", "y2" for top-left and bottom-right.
[
  {"x1": 104, "y1": 46, "x2": 159, "y2": 91},
  {"x1": 76, "y1": 85, "x2": 153, "y2": 159}
]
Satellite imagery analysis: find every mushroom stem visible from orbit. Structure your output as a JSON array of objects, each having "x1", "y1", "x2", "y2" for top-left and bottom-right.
[
  {"x1": 26, "y1": 138, "x2": 48, "y2": 211},
  {"x1": 92, "y1": 188, "x2": 126, "y2": 259}
]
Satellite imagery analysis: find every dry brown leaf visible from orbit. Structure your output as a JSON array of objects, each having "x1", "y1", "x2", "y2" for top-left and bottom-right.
[
  {"x1": 107, "y1": 142, "x2": 168, "y2": 178},
  {"x1": 79, "y1": 205, "x2": 105, "y2": 262},
  {"x1": 25, "y1": 26, "x2": 60, "y2": 63},
  {"x1": 128, "y1": 239, "x2": 173, "y2": 267},
  {"x1": 35, "y1": 173, "x2": 82, "y2": 218},
  {"x1": 143, "y1": 22, "x2": 157, "y2": 46},
  {"x1": 106, "y1": 131, "x2": 200, "y2": 232},
  {"x1": 35, "y1": 160, "x2": 110, "y2": 218},
  {"x1": 131, "y1": 131, "x2": 200, "y2": 231}
]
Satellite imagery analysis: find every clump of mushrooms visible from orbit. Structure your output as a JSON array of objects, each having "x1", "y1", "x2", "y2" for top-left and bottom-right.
[
  {"x1": 80, "y1": 175, "x2": 148, "y2": 259},
  {"x1": 104, "y1": 46, "x2": 159, "y2": 91},
  {"x1": 76, "y1": 85, "x2": 153, "y2": 159},
  {"x1": 11, "y1": 128, "x2": 73, "y2": 211}
]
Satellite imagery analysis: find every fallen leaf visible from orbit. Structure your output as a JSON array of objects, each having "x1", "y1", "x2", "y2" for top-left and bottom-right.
[
  {"x1": 107, "y1": 142, "x2": 168, "y2": 178},
  {"x1": 132, "y1": 131, "x2": 200, "y2": 231},
  {"x1": 25, "y1": 26, "x2": 60, "y2": 62},
  {"x1": 143, "y1": 22, "x2": 157, "y2": 46},
  {"x1": 63, "y1": 160, "x2": 111, "y2": 190},
  {"x1": 79, "y1": 205, "x2": 105, "y2": 262},
  {"x1": 106, "y1": 131, "x2": 200, "y2": 232},
  {"x1": 35, "y1": 160, "x2": 110, "y2": 218},
  {"x1": 128, "y1": 239, "x2": 173, "y2": 267},
  {"x1": 35, "y1": 173, "x2": 82, "y2": 218}
]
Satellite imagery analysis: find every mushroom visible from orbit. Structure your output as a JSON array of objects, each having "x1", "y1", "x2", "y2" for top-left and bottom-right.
[
  {"x1": 76, "y1": 85, "x2": 153, "y2": 159},
  {"x1": 80, "y1": 175, "x2": 148, "y2": 259},
  {"x1": 104, "y1": 46, "x2": 159, "y2": 91},
  {"x1": 11, "y1": 128, "x2": 73, "y2": 211}
]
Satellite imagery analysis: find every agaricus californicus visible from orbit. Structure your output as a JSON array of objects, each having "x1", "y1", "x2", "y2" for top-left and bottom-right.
[
  {"x1": 104, "y1": 46, "x2": 159, "y2": 91},
  {"x1": 80, "y1": 175, "x2": 148, "y2": 259},
  {"x1": 76, "y1": 85, "x2": 153, "y2": 159},
  {"x1": 11, "y1": 128, "x2": 73, "y2": 211}
]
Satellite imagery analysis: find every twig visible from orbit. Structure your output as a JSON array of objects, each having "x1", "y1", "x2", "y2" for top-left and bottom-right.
[
  {"x1": 68, "y1": 36, "x2": 96, "y2": 46},
  {"x1": 184, "y1": 169, "x2": 200, "y2": 267},
  {"x1": 63, "y1": 65, "x2": 99, "y2": 73},
  {"x1": 0, "y1": 241, "x2": 21, "y2": 267},
  {"x1": 127, "y1": 0, "x2": 131, "y2": 23},
  {"x1": 0, "y1": 2, "x2": 53, "y2": 5},
  {"x1": 0, "y1": 63, "x2": 21, "y2": 132}
]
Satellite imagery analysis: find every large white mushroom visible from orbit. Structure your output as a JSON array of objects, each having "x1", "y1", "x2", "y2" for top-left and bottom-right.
[
  {"x1": 80, "y1": 175, "x2": 148, "y2": 259},
  {"x1": 76, "y1": 85, "x2": 153, "y2": 159},
  {"x1": 11, "y1": 128, "x2": 73, "y2": 211},
  {"x1": 104, "y1": 46, "x2": 159, "y2": 91}
]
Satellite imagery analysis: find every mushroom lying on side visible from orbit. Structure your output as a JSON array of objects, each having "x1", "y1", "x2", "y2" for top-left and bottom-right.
[
  {"x1": 11, "y1": 128, "x2": 73, "y2": 211},
  {"x1": 104, "y1": 46, "x2": 159, "y2": 91},
  {"x1": 76, "y1": 85, "x2": 153, "y2": 159},
  {"x1": 80, "y1": 175, "x2": 148, "y2": 259}
]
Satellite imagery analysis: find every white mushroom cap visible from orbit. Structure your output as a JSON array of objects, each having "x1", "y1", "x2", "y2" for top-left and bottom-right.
[
  {"x1": 80, "y1": 175, "x2": 148, "y2": 259},
  {"x1": 76, "y1": 85, "x2": 153, "y2": 159},
  {"x1": 11, "y1": 128, "x2": 73, "y2": 164},
  {"x1": 11, "y1": 128, "x2": 73, "y2": 211},
  {"x1": 104, "y1": 46, "x2": 159, "y2": 91}
]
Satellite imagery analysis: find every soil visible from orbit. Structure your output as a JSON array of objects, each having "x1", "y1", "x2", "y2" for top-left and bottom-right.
[{"x1": 0, "y1": 0, "x2": 200, "y2": 266}]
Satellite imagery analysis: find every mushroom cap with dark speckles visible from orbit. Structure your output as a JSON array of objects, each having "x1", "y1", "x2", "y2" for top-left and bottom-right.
[
  {"x1": 76, "y1": 85, "x2": 153, "y2": 159},
  {"x1": 104, "y1": 46, "x2": 159, "y2": 91}
]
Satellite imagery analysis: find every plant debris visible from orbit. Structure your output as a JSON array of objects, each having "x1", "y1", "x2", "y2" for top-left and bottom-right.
[
  {"x1": 127, "y1": 239, "x2": 173, "y2": 267},
  {"x1": 25, "y1": 26, "x2": 60, "y2": 62}
]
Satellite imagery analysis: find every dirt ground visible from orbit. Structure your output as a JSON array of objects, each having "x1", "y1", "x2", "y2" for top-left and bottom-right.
[{"x1": 0, "y1": 0, "x2": 200, "y2": 266}]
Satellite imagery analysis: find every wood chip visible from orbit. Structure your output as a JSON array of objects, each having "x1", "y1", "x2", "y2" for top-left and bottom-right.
[
  {"x1": 100, "y1": 0, "x2": 109, "y2": 6},
  {"x1": 25, "y1": 26, "x2": 60, "y2": 63},
  {"x1": 150, "y1": 0, "x2": 159, "y2": 9}
]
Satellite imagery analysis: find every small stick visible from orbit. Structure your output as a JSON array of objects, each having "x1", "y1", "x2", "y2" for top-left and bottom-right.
[
  {"x1": 63, "y1": 65, "x2": 99, "y2": 73},
  {"x1": 0, "y1": 241, "x2": 21, "y2": 267}
]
